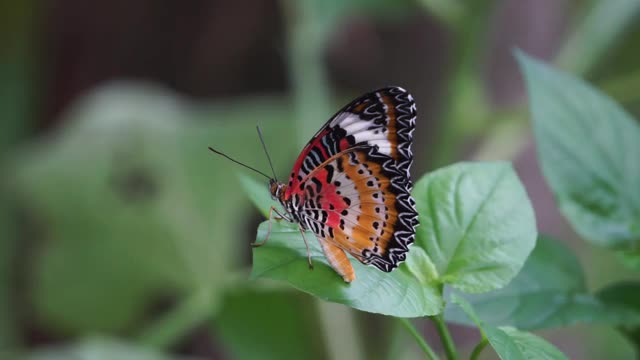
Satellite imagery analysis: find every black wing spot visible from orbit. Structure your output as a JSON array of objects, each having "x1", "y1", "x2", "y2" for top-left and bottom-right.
[
  {"x1": 325, "y1": 165, "x2": 335, "y2": 183},
  {"x1": 311, "y1": 177, "x2": 323, "y2": 193}
]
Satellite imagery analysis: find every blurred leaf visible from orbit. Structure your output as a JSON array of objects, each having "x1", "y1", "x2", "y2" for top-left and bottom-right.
[
  {"x1": 0, "y1": 0, "x2": 38, "y2": 156},
  {"x1": 137, "y1": 288, "x2": 214, "y2": 350},
  {"x1": 413, "y1": 162, "x2": 537, "y2": 293},
  {"x1": 26, "y1": 337, "x2": 193, "y2": 360},
  {"x1": 597, "y1": 282, "x2": 640, "y2": 351},
  {"x1": 557, "y1": 0, "x2": 640, "y2": 75},
  {"x1": 4, "y1": 83, "x2": 296, "y2": 334},
  {"x1": 445, "y1": 236, "x2": 640, "y2": 330},
  {"x1": 239, "y1": 174, "x2": 272, "y2": 218},
  {"x1": 0, "y1": 195, "x2": 17, "y2": 348},
  {"x1": 451, "y1": 295, "x2": 569, "y2": 360},
  {"x1": 591, "y1": 14, "x2": 640, "y2": 106},
  {"x1": 617, "y1": 250, "x2": 640, "y2": 271},
  {"x1": 213, "y1": 287, "x2": 327, "y2": 360},
  {"x1": 517, "y1": 51, "x2": 640, "y2": 249},
  {"x1": 296, "y1": 0, "x2": 412, "y2": 43},
  {"x1": 0, "y1": 50, "x2": 34, "y2": 155},
  {"x1": 418, "y1": 0, "x2": 464, "y2": 27}
]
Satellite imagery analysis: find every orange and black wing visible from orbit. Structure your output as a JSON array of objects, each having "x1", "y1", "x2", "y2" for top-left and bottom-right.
[
  {"x1": 297, "y1": 148, "x2": 418, "y2": 276},
  {"x1": 287, "y1": 87, "x2": 418, "y2": 281},
  {"x1": 284, "y1": 87, "x2": 416, "y2": 200}
]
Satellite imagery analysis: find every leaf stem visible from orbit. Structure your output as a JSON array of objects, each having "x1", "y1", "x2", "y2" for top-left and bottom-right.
[
  {"x1": 281, "y1": 1, "x2": 364, "y2": 359},
  {"x1": 137, "y1": 288, "x2": 213, "y2": 349},
  {"x1": 398, "y1": 318, "x2": 440, "y2": 360},
  {"x1": 431, "y1": 314, "x2": 459, "y2": 360},
  {"x1": 601, "y1": 67, "x2": 640, "y2": 105},
  {"x1": 470, "y1": 337, "x2": 489, "y2": 360},
  {"x1": 429, "y1": 2, "x2": 494, "y2": 167}
]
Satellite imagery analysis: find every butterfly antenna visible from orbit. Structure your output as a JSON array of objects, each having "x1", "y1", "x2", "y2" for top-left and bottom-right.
[
  {"x1": 207, "y1": 146, "x2": 272, "y2": 180},
  {"x1": 256, "y1": 126, "x2": 278, "y2": 181}
]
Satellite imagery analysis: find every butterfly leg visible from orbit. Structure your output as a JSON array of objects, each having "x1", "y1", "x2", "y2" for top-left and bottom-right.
[
  {"x1": 251, "y1": 206, "x2": 290, "y2": 247},
  {"x1": 298, "y1": 226, "x2": 314, "y2": 269}
]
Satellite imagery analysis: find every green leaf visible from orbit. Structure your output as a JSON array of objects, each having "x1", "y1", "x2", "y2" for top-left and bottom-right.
[
  {"x1": 239, "y1": 174, "x2": 274, "y2": 219},
  {"x1": 517, "y1": 51, "x2": 640, "y2": 249},
  {"x1": 26, "y1": 337, "x2": 189, "y2": 360},
  {"x1": 597, "y1": 282, "x2": 640, "y2": 350},
  {"x1": 451, "y1": 295, "x2": 568, "y2": 360},
  {"x1": 556, "y1": 0, "x2": 640, "y2": 75},
  {"x1": 249, "y1": 162, "x2": 536, "y2": 316},
  {"x1": 250, "y1": 221, "x2": 443, "y2": 317},
  {"x1": 617, "y1": 250, "x2": 640, "y2": 271},
  {"x1": 445, "y1": 236, "x2": 640, "y2": 329},
  {"x1": 413, "y1": 162, "x2": 537, "y2": 293},
  {"x1": 213, "y1": 288, "x2": 327, "y2": 360},
  {"x1": 4, "y1": 83, "x2": 296, "y2": 334}
]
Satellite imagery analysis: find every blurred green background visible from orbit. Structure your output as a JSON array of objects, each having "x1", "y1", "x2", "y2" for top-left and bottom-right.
[{"x1": 1, "y1": 0, "x2": 639, "y2": 359}]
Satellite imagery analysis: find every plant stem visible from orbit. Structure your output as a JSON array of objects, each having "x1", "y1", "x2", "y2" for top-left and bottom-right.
[
  {"x1": 316, "y1": 302, "x2": 363, "y2": 360},
  {"x1": 282, "y1": 1, "x2": 363, "y2": 359},
  {"x1": 431, "y1": 314, "x2": 458, "y2": 360},
  {"x1": 398, "y1": 318, "x2": 440, "y2": 360},
  {"x1": 430, "y1": 2, "x2": 493, "y2": 167},
  {"x1": 137, "y1": 288, "x2": 213, "y2": 349},
  {"x1": 282, "y1": 0, "x2": 332, "y2": 149},
  {"x1": 601, "y1": 68, "x2": 640, "y2": 105},
  {"x1": 470, "y1": 338, "x2": 489, "y2": 360}
]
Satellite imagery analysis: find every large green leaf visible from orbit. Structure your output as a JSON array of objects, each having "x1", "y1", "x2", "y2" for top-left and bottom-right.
[
  {"x1": 445, "y1": 236, "x2": 640, "y2": 329},
  {"x1": 452, "y1": 295, "x2": 568, "y2": 360},
  {"x1": 250, "y1": 220, "x2": 442, "y2": 317},
  {"x1": 413, "y1": 162, "x2": 537, "y2": 293},
  {"x1": 213, "y1": 288, "x2": 327, "y2": 360},
  {"x1": 517, "y1": 51, "x2": 640, "y2": 248},
  {"x1": 244, "y1": 175, "x2": 442, "y2": 317},
  {"x1": 4, "y1": 83, "x2": 296, "y2": 334},
  {"x1": 248, "y1": 162, "x2": 536, "y2": 316}
]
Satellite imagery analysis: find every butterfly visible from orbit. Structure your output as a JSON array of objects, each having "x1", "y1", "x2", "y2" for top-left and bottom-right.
[{"x1": 210, "y1": 87, "x2": 418, "y2": 282}]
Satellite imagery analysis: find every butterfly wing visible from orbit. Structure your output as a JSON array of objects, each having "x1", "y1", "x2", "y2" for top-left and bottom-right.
[
  {"x1": 297, "y1": 148, "x2": 418, "y2": 274},
  {"x1": 284, "y1": 86, "x2": 416, "y2": 199},
  {"x1": 287, "y1": 87, "x2": 418, "y2": 276}
]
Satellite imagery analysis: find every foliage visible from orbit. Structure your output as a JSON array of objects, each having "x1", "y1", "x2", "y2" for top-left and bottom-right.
[
  {"x1": 445, "y1": 236, "x2": 640, "y2": 330},
  {"x1": 2, "y1": 0, "x2": 640, "y2": 359},
  {"x1": 452, "y1": 295, "x2": 568, "y2": 360}
]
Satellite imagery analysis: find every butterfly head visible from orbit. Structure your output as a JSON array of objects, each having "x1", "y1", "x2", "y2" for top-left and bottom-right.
[{"x1": 269, "y1": 179, "x2": 287, "y2": 202}]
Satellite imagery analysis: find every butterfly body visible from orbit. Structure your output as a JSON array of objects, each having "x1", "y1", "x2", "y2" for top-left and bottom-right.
[{"x1": 268, "y1": 87, "x2": 419, "y2": 283}]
